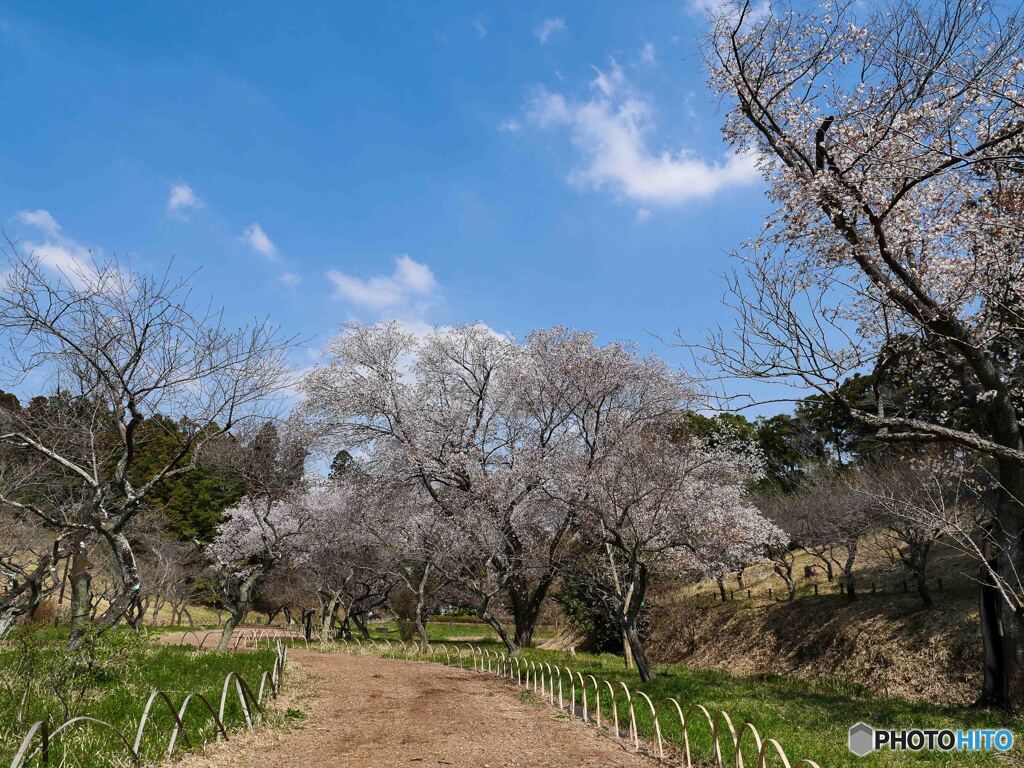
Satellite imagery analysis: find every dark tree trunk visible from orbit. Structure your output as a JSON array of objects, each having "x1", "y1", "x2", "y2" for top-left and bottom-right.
[
  {"x1": 981, "y1": 463, "x2": 1024, "y2": 709},
  {"x1": 621, "y1": 563, "x2": 654, "y2": 683},
  {"x1": 351, "y1": 611, "x2": 371, "y2": 639},
  {"x1": 508, "y1": 571, "x2": 555, "y2": 648},
  {"x1": 842, "y1": 541, "x2": 858, "y2": 602},
  {"x1": 916, "y1": 565, "x2": 934, "y2": 608}
]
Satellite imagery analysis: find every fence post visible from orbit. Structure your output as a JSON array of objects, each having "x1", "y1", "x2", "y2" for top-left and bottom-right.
[
  {"x1": 813, "y1": 584, "x2": 818, "y2": 596},
  {"x1": 747, "y1": 589, "x2": 751, "y2": 599},
  {"x1": 768, "y1": 587, "x2": 773, "y2": 599}
]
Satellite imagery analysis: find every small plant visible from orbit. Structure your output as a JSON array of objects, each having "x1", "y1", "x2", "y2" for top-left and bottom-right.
[{"x1": 283, "y1": 707, "x2": 307, "y2": 720}]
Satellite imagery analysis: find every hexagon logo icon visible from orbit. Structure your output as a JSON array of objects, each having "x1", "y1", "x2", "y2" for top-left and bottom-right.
[{"x1": 848, "y1": 722, "x2": 875, "y2": 756}]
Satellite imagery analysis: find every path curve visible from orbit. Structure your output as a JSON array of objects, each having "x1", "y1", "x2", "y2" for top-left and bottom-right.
[{"x1": 174, "y1": 650, "x2": 657, "y2": 767}]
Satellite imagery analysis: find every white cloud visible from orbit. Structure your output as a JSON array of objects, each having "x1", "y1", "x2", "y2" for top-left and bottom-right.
[
  {"x1": 474, "y1": 20, "x2": 487, "y2": 38},
  {"x1": 12, "y1": 209, "x2": 102, "y2": 286},
  {"x1": 326, "y1": 255, "x2": 438, "y2": 314},
  {"x1": 641, "y1": 42, "x2": 656, "y2": 65},
  {"x1": 277, "y1": 272, "x2": 302, "y2": 289},
  {"x1": 535, "y1": 17, "x2": 566, "y2": 44},
  {"x1": 526, "y1": 61, "x2": 759, "y2": 206},
  {"x1": 242, "y1": 223, "x2": 278, "y2": 260},
  {"x1": 14, "y1": 209, "x2": 61, "y2": 237},
  {"x1": 498, "y1": 118, "x2": 521, "y2": 132},
  {"x1": 166, "y1": 183, "x2": 202, "y2": 217},
  {"x1": 636, "y1": 208, "x2": 652, "y2": 222}
]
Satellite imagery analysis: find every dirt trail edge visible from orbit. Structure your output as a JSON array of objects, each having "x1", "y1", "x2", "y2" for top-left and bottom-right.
[{"x1": 173, "y1": 650, "x2": 657, "y2": 768}]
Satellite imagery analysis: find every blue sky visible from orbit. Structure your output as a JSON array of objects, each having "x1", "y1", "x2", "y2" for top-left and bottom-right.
[{"x1": 0, "y1": 1, "x2": 772, "y2": 393}]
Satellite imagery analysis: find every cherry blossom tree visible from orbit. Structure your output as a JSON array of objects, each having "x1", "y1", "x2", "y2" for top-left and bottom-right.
[
  {"x1": 207, "y1": 421, "x2": 309, "y2": 649},
  {"x1": 703, "y1": 0, "x2": 1024, "y2": 707},
  {"x1": 567, "y1": 428, "x2": 777, "y2": 682},
  {"x1": 209, "y1": 489, "x2": 315, "y2": 649},
  {"x1": 301, "y1": 323, "x2": 695, "y2": 652}
]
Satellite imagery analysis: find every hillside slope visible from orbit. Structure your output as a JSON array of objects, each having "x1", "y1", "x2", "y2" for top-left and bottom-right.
[{"x1": 647, "y1": 591, "x2": 981, "y2": 706}]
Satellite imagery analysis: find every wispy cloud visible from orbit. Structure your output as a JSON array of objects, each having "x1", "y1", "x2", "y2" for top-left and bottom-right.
[
  {"x1": 526, "y1": 60, "x2": 759, "y2": 206},
  {"x1": 166, "y1": 182, "x2": 202, "y2": 218},
  {"x1": 326, "y1": 255, "x2": 438, "y2": 316},
  {"x1": 12, "y1": 209, "x2": 103, "y2": 286},
  {"x1": 640, "y1": 42, "x2": 656, "y2": 65},
  {"x1": 535, "y1": 17, "x2": 566, "y2": 44},
  {"x1": 14, "y1": 209, "x2": 60, "y2": 237},
  {"x1": 241, "y1": 222, "x2": 278, "y2": 260},
  {"x1": 277, "y1": 272, "x2": 302, "y2": 289},
  {"x1": 474, "y1": 20, "x2": 487, "y2": 38},
  {"x1": 498, "y1": 118, "x2": 521, "y2": 132}
]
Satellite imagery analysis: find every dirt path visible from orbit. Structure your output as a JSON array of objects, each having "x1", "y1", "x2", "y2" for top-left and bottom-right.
[{"x1": 174, "y1": 650, "x2": 656, "y2": 768}]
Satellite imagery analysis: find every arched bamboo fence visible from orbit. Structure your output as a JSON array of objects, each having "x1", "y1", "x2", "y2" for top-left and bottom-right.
[{"x1": 8, "y1": 642, "x2": 288, "y2": 768}]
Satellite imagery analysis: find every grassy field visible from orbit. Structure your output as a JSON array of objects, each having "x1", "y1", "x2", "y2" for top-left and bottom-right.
[
  {"x1": 0, "y1": 627, "x2": 279, "y2": 767},
  {"x1": 354, "y1": 637, "x2": 1021, "y2": 767}
]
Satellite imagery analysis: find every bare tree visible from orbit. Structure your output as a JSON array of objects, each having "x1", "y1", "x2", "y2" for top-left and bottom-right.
[
  {"x1": 703, "y1": 0, "x2": 1024, "y2": 707},
  {"x1": 792, "y1": 470, "x2": 879, "y2": 601},
  {"x1": 857, "y1": 453, "x2": 979, "y2": 608}
]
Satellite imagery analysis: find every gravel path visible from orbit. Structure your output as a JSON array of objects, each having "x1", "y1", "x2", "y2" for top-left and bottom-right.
[{"x1": 173, "y1": 650, "x2": 656, "y2": 768}]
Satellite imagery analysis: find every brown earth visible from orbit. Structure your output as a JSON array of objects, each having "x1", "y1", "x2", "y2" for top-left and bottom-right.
[
  {"x1": 647, "y1": 590, "x2": 981, "y2": 705},
  {"x1": 172, "y1": 650, "x2": 657, "y2": 768}
]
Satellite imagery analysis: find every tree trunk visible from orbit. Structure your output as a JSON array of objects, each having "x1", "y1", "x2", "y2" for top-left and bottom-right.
[
  {"x1": 413, "y1": 564, "x2": 432, "y2": 649},
  {"x1": 74, "y1": 530, "x2": 142, "y2": 643},
  {"x1": 624, "y1": 621, "x2": 654, "y2": 683},
  {"x1": 320, "y1": 592, "x2": 342, "y2": 642},
  {"x1": 842, "y1": 541, "x2": 858, "y2": 602},
  {"x1": 915, "y1": 564, "x2": 934, "y2": 608},
  {"x1": 716, "y1": 577, "x2": 727, "y2": 602},
  {"x1": 149, "y1": 597, "x2": 164, "y2": 627},
  {"x1": 981, "y1": 462, "x2": 1024, "y2": 709},
  {"x1": 217, "y1": 571, "x2": 261, "y2": 651},
  {"x1": 620, "y1": 563, "x2": 653, "y2": 682},
  {"x1": 351, "y1": 612, "x2": 371, "y2": 639},
  {"x1": 218, "y1": 607, "x2": 245, "y2": 651},
  {"x1": 508, "y1": 571, "x2": 555, "y2": 648},
  {"x1": 0, "y1": 606, "x2": 19, "y2": 640},
  {"x1": 68, "y1": 537, "x2": 92, "y2": 635}
]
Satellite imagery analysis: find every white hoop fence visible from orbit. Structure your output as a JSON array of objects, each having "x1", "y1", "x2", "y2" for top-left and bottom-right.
[
  {"x1": 7, "y1": 641, "x2": 289, "y2": 768},
  {"x1": 309, "y1": 638, "x2": 824, "y2": 768}
]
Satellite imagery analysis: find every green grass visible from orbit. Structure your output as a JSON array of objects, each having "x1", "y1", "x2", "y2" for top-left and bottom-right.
[
  {"x1": 363, "y1": 636, "x2": 1021, "y2": 767},
  {"x1": 0, "y1": 627, "x2": 279, "y2": 767}
]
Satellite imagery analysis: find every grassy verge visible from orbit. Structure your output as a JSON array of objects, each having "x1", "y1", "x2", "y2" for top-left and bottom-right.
[
  {"x1": 507, "y1": 644, "x2": 1022, "y2": 767},
  {"x1": 0, "y1": 627, "x2": 278, "y2": 767}
]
